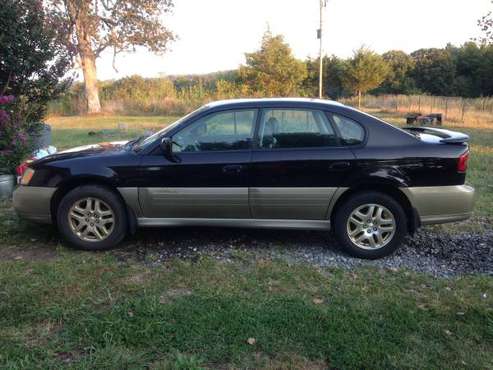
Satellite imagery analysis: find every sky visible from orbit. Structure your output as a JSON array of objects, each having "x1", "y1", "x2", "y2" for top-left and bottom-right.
[{"x1": 93, "y1": 0, "x2": 492, "y2": 80}]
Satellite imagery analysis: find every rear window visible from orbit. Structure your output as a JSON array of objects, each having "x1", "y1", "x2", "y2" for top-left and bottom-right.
[{"x1": 331, "y1": 114, "x2": 365, "y2": 146}]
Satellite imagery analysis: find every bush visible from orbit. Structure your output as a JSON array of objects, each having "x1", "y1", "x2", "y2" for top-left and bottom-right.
[{"x1": 0, "y1": 96, "x2": 41, "y2": 174}]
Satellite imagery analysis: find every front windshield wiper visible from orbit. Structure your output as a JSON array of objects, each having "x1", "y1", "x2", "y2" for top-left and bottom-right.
[{"x1": 124, "y1": 135, "x2": 146, "y2": 151}]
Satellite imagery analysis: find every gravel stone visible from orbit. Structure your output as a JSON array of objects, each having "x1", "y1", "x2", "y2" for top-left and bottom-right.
[{"x1": 115, "y1": 221, "x2": 493, "y2": 277}]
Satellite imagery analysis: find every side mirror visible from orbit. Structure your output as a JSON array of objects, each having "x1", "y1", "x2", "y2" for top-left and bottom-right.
[{"x1": 160, "y1": 137, "x2": 180, "y2": 162}]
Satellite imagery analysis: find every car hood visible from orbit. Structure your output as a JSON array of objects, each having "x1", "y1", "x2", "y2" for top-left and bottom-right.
[
  {"x1": 59, "y1": 140, "x2": 129, "y2": 154},
  {"x1": 33, "y1": 140, "x2": 130, "y2": 165}
]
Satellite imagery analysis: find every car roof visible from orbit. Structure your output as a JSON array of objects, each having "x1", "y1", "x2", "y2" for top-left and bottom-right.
[{"x1": 203, "y1": 98, "x2": 345, "y2": 110}]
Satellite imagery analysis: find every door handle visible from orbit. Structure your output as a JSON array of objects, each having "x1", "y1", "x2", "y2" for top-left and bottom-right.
[
  {"x1": 329, "y1": 161, "x2": 351, "y2": 170},
  {"x1": 222, "y1": 164, "x2": 243, "y2": 174}
]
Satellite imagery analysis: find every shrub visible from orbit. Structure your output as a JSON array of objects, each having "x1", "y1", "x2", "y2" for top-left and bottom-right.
[{"x1": 0, "y1": 96, "x2": 41, "y2": 174}]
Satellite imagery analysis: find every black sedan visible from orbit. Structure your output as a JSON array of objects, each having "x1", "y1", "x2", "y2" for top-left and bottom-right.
[{"x1": 13, "y1": 98, "x2": 475, "y2": 258}]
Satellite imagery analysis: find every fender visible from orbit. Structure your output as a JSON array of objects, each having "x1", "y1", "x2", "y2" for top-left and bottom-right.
[{"x1": 343, "y1": 162, "x2": 411, "y2": 188}]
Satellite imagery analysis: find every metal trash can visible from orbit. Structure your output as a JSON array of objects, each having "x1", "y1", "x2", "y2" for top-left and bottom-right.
[
  {"x1": 0, "y1": 174, "x2": 15, "y2": 199},
  {"x1": 31, "y1": 123, "x2": 52, "y2": 150}
]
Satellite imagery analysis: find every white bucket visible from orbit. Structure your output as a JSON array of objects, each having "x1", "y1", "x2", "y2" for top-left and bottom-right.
[{"x1": 0, "y1": 174, "x2": 15, "y2": 199}]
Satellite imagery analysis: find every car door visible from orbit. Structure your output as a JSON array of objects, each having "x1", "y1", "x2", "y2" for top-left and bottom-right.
[
  {"x1": 250, "y1": 108, "x2": 356, "y2": 220},
  {"x1": 138, "y1": 109, "x2": 257, "y2": 219}
]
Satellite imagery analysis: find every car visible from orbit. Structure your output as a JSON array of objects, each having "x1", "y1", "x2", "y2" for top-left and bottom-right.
[{"x1": 13, "y1": 98, "x2": 475, "y2": 259}]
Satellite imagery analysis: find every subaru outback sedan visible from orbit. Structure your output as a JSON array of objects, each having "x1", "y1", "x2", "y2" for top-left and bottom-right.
[{"x1": 13, "y1": 99, "x2": 475, "y2": 258}]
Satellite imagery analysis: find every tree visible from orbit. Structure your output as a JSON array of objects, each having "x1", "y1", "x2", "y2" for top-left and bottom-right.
[
  {"x1": 448, "y1": 42, "x2": 485, "y2": 97},
  {"x1": 410, "y1": 48, "x2": 456, "y2": 96},
  {"x1": 239, "y1": 31, "x2": 307, "y2": 97},
  {"x1": 342, "y1": 47, "x2": 389, "y2": 108},
  {"x1": 46, "y1": 0, "x2": 175, "y2": 113},
  {"x1": 478, "y1": 1, "x2": 493, "y2": 45},
  {"x1": 304, "y1": 55, "x2": 349, "y2": 99},
  {"x1": 0, "y1": 0, "x2": 71, "y2": 122},
  {"x1": 378, "y1": 50, "x2": 416, "y2": 94}
]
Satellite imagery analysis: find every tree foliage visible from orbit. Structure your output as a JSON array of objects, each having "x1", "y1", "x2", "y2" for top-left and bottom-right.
[
  {"x1": 0, "y1": 0, "x2": 71, "y2": 122},
  {"x1": 410, "y1": 48, "x2": 456, "y2": 96},
  {"x1": 239, "y1": 31, "x2": 307, "y2": 97},
  {"x1": 342, "y1": 48, "x2": 389, "y2": 106},
  {"x1": 378, "y1": 50, "x2": 416, "y2": 94},
  {"x1": 304, "y1": 56, "x2": 349, "y2": 99},
  {"x1": 48, "y1": 0, "x2": 175, "y2": 58},
  {"x1": 478, "y1": 1, "x2": 493, "y2": 45}
]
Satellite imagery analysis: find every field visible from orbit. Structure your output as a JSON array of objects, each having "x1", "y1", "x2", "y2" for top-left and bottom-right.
[{"x1": 0, "y1": 110, "x2": 492, "y2": 369}]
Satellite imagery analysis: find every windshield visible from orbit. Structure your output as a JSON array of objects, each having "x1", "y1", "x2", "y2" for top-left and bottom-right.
[{"x1": 133, "y1": 106, "x2": 208, "y2": 151}]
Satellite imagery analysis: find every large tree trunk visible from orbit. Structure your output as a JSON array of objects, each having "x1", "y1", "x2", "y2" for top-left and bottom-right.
[
  {"x1": 68, "y1": 0, "x2": 102, "y2": 114},
  {"x1": 80, "y1": 49, "x2": 101, "y2": 114}
]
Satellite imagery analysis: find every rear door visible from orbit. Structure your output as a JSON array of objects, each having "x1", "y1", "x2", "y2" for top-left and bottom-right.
[
  {"x1": 139, "y1": 109, "x2": 257, "y2": 218},
  {"x1": 250, "y1": 108, "x2": 355, "y2": 220}
]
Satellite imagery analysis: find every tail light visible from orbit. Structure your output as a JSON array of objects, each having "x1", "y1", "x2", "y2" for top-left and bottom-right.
[
  {"x1": 457, "y1": 151, "x2": 469, "y2": 173},
  {"x1": 16, "y1": 159, "x2": 33, "y2": 177}
]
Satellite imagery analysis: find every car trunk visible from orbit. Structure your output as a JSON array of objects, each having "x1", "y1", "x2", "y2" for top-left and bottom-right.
[
  {"x1": 403, "y1": 127, "x2": 469, "y2": 145},
  {"x1": 404, "y1": 127, "x2": 470, "y2": 181}
]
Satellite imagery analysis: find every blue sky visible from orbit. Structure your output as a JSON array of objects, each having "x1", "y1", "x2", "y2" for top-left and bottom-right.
[{"x1": 93, "y1": 0, "x2": 492, "y2": 80}]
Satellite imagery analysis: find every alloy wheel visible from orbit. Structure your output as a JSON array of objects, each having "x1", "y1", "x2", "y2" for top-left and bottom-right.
[
  {"x1": 346, "y1": 203, "x2": 396, "y2": 250},
  {"x1": 67, "y1": 197, "x2": 115, "y2": 242}
]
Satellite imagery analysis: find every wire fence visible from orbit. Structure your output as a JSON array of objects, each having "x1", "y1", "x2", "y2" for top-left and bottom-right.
[{"x1": 339, "y1": 95, "x2": 493, "y2": 127}]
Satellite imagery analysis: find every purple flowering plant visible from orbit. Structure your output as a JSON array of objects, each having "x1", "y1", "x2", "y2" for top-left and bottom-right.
[{"x1": 0, "y1": 95, "x2": 37, "y2": 174}]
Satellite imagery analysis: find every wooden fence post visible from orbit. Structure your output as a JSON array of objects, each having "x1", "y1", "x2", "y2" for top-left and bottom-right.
[{"x1": 461, "y1": 99, "x2": 466, "y2": 123}]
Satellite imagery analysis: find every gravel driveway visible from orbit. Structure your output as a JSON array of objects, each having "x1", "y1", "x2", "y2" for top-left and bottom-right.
[{"x1": 116, "y1": 219, "x2": 493, "y2": 277}]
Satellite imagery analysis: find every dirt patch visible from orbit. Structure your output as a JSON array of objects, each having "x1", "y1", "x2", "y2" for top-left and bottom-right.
[
  {"x1": 123, "y1": 270, "x2": 152, "y2": 285},
  {"x1": 159, "y1": 288, "x2": 192, "y2": 304},
  {"x1": 0, "y1": 246, "x2": 58, "y2": 262}
]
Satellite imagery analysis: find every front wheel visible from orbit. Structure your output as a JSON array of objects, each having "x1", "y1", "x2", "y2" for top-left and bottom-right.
[
  {"x1": 57, "y1": 185, "x2": 127, "y2": 250},
  {"x1": 334, "y1": 192, "x2": 407, "y2": 259}
]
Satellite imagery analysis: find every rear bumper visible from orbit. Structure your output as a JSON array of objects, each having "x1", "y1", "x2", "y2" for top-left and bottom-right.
[
  {"x1": 401, "y1": 185, "x2": 475, "y2": 225},
  {"x1": 13, "y1": 186, "x2": 56, "y2": 224}
]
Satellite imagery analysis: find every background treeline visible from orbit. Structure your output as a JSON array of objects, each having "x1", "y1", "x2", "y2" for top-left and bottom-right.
[
  {"x1": 308, "y1": 42, "x2": 493, "y2": 98},
  {"x1": 49, "y1": 41, "x2": 493, "y2": 117}
]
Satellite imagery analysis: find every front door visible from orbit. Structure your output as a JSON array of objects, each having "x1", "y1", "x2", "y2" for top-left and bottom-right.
[
  {"x1": 250, "y1": 108, "x2": 355, "y2": 220},
  {"x1": 139, "y1": 109, "x2": 257, "y2": 219}
]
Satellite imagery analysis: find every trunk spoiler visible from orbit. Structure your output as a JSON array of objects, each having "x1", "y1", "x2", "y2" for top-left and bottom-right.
[{"x1": 403, "y1": 127, "x2": 469, "y2": 144}]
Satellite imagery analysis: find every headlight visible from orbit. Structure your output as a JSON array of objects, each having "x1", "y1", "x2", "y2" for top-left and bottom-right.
[{"x1": 20, "y1": 167, "x2": 35, "y2": 185}]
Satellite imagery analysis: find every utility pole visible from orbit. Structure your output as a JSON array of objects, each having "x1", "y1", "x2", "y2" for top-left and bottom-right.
[{"x1": 318, "y1": 0, "x2": 327, "y2": 99}]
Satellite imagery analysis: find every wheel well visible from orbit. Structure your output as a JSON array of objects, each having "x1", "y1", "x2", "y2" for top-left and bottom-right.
[
  {"x1": 50, "y1": 178, "x2": 137, "y2": 233},
  {"x1": 330, "y1": 184, "x2": 419, "y2": 233}
]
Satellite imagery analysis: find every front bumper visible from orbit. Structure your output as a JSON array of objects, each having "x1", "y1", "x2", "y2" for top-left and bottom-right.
[
  {"x1": 13, "y1": 186, "x2": 56, "y2": 224},
  {"x1": 401, "y1": 185, "x2": 475, "y2": 225}
]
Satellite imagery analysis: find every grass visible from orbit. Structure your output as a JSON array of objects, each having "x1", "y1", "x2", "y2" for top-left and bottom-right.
[
  {"x1": 47, "y1": 115, "x2": 180, "y2": 150},
  {"x1": 1, "y1": 254, "x2": 492, "y2": 368},
  {"x1": 0, "y1": 110, "x2": 491, "y2": 368}
]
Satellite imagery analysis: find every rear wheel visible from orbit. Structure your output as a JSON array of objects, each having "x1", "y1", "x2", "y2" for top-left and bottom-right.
[
  {"x1": 334, "y1": 191, "x2": 407, "y2": 259},
  {"x1": 57, "y1": 185, "x2": 127, "y2": 250}
]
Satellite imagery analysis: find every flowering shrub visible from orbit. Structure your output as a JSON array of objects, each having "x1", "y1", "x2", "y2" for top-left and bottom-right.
[{"x1": 0, "y1": 95, "x2": 39, "y2": 174}]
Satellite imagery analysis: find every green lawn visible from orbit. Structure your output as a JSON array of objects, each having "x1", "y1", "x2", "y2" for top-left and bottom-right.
[
  {"x1": 1, "y1": 253, "x2": 492, "y2": 369},
  {"x1": 47, "y1": 115, "x2": 180, "y2": 150},
  {"x1": 0, "y1": 113, "x2": 492, "y2": 369}
]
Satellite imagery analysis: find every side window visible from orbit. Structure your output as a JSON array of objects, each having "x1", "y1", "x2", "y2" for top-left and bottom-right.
[
  {"x1": 258, "y1": 109, "x2": 338, "y2": 149},
  {"x1": 173, "y1": 110, "x2": 256, "y2": 152},
  {"x1": 331, "y1": 114, "x2": 365, "y2": 145}
]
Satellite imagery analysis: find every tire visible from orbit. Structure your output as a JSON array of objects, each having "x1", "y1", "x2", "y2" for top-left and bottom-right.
[
  {"x1": 57, "y1": 185, "x2": 127, "y2": 251},
  {"x1": 333, "y1": 191, "x2": 407, "y2": 259}
]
